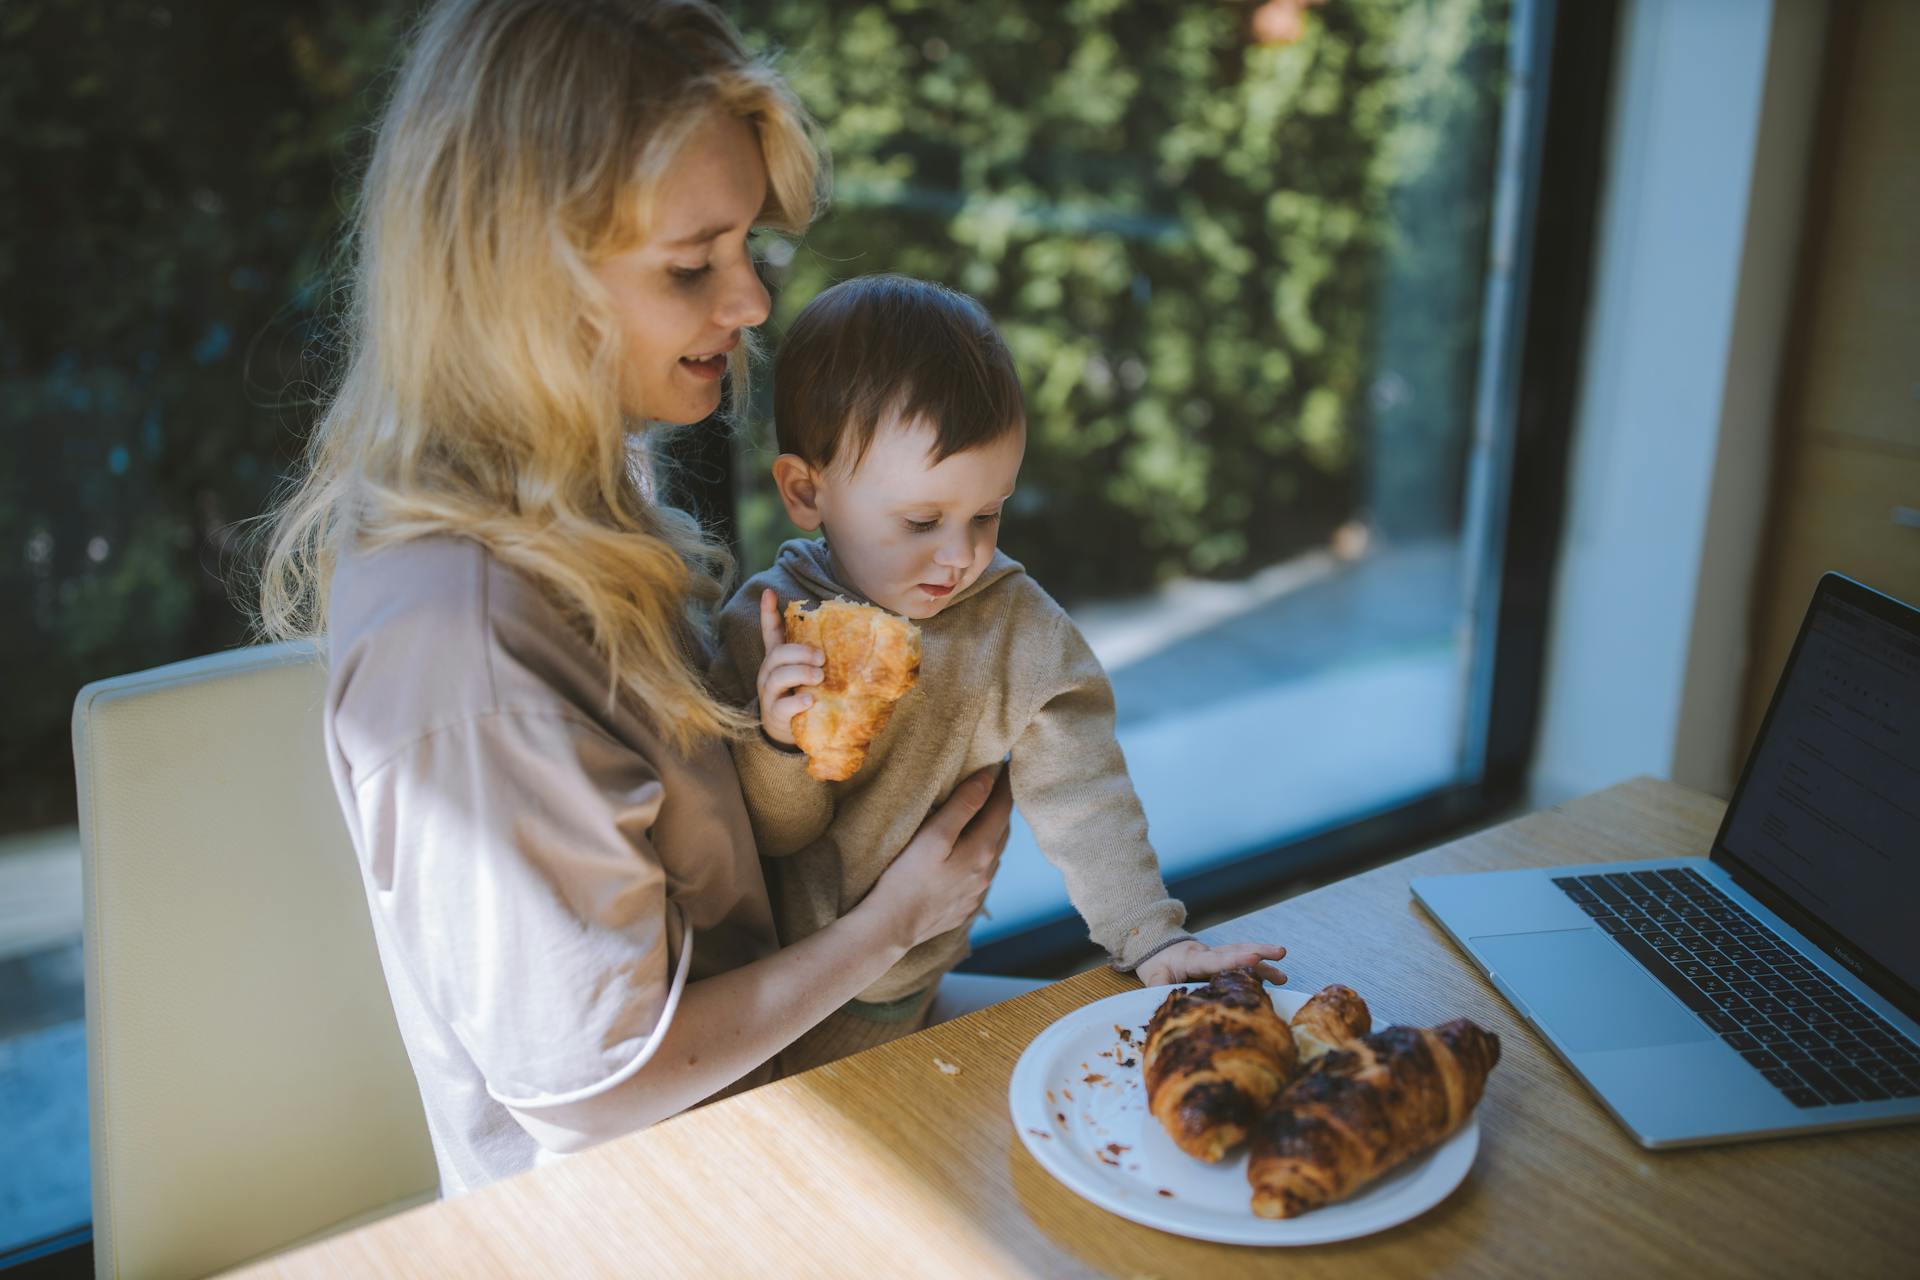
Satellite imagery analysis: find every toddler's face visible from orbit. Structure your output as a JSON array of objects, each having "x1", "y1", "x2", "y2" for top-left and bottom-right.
[{"x1": 811, "y1": 415, "x2": 1026, "y2": 620}]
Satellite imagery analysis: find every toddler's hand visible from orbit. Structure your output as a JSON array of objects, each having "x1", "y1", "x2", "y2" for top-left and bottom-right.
[
  {"x1": 1134, "y1": 939, "x2": 1288, "y2": 989},
  {"x1": 756, "y1": 588, "x2": 825, "y2": 748}
]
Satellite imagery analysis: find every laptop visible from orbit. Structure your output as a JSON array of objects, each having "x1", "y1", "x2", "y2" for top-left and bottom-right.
[{"x1": 1412, "y1": 572, "x2": 1920, "y2": 1147}]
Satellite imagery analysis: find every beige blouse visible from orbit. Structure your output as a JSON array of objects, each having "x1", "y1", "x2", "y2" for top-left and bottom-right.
[{"x1": 324, "y1": 534, "x2": 778, "y2": 1195}]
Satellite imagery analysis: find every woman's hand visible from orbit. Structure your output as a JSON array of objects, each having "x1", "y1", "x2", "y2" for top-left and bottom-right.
[
  {"x1": 755, "y1": 588, "x2": 823, "y2": 747},
  {"x1": 1135, "y1": 940, "x2": 1288, "y2": 989},
  {"x1": 569, "y1": 765, "x2": 1011, "y2": 1144},
  {"x1": 859, "y1": 764, "x2": 1015, "y2": 950}
]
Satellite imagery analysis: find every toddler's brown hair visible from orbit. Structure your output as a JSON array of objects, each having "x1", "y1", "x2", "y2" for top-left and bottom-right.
[{"x1": 774, "y1": 274, "x2": 1025, "y2": 472}]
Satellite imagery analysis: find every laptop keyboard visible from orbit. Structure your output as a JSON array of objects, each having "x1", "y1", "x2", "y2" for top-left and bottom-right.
[{"x1": 1553, "y1": 867, "x2": 1920, "y2": 1109}]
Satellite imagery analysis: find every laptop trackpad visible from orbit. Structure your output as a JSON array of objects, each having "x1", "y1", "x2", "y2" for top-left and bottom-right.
[{"x1": 1471, "y1": 928, "x2": 1716, "y2": 1053}]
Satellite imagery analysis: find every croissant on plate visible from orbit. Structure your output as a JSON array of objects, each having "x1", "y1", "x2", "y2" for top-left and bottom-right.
[
  {"x1": 1289, "y1": 983, "x2": 1372, "y2": 1062},
  {"x1": 1247, "y1": 1018, "x2": 1500, "y2": 1218},
  {"x1": 1144, "y1": 969, "x2": 1298, "y2": 1162},
  {"x1": 782, "y1": 599, "x2": 921, "y2": 782}
]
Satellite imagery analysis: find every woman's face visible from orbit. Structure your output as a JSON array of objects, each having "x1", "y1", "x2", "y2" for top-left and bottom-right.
[{"x1": 593, "y1": 112, "x2": 772, "y2": 424}]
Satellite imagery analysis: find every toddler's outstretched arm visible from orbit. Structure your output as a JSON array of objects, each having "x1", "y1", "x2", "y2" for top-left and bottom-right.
[{"x1": 1009, "y1": 606, "x2": 1290, "y2": 984}]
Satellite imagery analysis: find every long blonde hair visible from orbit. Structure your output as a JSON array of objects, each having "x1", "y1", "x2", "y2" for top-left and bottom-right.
[{"x1": 256, "y1": 0, "x2": 822, "y2": 752}]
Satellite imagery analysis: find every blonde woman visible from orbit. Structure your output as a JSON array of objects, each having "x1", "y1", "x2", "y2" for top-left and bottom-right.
[{"x1": 256, "y1": 0, "x2": 1012, "y2": 1195}]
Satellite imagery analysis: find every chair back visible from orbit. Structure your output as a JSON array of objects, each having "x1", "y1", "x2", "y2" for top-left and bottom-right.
[{"x1": 73, "y1": 640, "x2": 436, "y2": 1279}]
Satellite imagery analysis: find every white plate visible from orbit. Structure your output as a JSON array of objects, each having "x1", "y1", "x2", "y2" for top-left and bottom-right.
[{"x1": 1008, "y1": 984, "x2": 1479, "y2": 1246}]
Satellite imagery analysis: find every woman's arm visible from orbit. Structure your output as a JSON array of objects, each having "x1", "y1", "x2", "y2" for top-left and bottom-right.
[{"x1": 503, "y1": 765, "x2": 1013, "y2": 1152}]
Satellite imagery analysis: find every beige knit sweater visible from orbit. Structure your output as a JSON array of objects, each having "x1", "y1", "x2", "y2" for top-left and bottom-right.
[{"x1": 711, "y1": 537, "x2": 1190, "y2": 1003}]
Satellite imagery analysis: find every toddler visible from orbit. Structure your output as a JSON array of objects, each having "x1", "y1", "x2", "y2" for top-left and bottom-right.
[{"x1": 712, "y1": 274, "x2": 1286, "y2": 1073}]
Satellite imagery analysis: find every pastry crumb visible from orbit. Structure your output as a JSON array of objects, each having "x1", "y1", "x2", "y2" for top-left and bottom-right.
[
  {"x1": 932, "y1": 1057, "x2": 961, "y2": 1076},
  {"x1": 1083, "y1": 1073, "x2": 1107, "y2": 1085},
  {"x1": 1156, "y1": 1188, "x2": 1175, "y2": 1199}
]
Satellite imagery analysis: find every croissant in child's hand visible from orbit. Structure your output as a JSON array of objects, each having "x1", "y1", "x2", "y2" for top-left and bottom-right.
[
  {"x1": 782, "y1": 599, "x2": 920, "y2": 781},
  {"x1": 1144, "y1": 969, "x2": 1298, "y2": 1162},
  {"x1": 1247, "y1": 1018, "x2": 1500, "y2": 1218}
]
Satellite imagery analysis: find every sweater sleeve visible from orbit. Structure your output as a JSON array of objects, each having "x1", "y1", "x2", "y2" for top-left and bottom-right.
[
  {"x1": 1009, "y1": 608, "x2": 1192, "y2": 971},
  {"x1": 709, "y1": 581, "x2": 835, "y2": 859}
]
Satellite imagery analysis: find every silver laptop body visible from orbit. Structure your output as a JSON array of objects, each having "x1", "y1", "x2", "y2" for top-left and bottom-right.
[{"x1": 1412, "y1": 573, "x2": 1920, "y2": 1147}]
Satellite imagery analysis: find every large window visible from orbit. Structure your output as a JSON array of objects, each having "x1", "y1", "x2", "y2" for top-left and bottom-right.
[
  {"x1": 0, "y1": 0, "x2": 1603, "y2": 1267},
  {"x1": 725, "y1": 0, "x2": 1547, "y2": 949}
]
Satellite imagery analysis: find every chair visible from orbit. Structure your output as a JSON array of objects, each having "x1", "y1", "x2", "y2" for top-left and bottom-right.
[{"x1": 72, "y1": 640, "x2": 437, "y2": 1280}]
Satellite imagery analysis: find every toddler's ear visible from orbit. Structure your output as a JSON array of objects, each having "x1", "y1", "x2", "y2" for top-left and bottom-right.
[{"x1": 772, "y1": 454, "x2": 825, "y2": 532}]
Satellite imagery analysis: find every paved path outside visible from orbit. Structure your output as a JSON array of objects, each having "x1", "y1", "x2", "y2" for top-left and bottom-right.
[
  {"x1": 0, "y1": 828, "x2": 82, "y2": 965},
  {"x1": 1088, "y1": 538, "x2": 1465, "y2": 727}
]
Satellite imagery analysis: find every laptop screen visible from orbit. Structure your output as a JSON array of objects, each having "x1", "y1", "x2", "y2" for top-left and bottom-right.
[{"x1": 1717, "y1": 585, "x2": 1920, "y2": 997}]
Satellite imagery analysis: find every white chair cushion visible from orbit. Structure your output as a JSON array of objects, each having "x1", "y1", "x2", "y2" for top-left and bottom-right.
[{"x1": 73, "y1": 640, "x2": 435, "y2": 1279}]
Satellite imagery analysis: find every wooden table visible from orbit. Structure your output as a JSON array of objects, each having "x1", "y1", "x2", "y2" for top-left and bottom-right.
[{"x1": 235, "y1": 779, "x2": 1920, "y2": 1278}]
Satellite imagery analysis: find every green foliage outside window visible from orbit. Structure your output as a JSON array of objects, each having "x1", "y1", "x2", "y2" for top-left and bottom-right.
[{"x1": 731, "y1": 0, "x2": 1509, "y2": 601}]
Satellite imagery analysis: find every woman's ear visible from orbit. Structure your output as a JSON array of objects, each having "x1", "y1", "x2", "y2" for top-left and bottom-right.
[{"x1": 771, "y1": 454, "x2": 825, "y2": 531}]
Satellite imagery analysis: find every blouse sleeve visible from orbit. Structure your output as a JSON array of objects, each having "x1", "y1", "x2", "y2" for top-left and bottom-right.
[{"x1": 348, "y1": 706, "x2": 689, "y2": 1135}]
